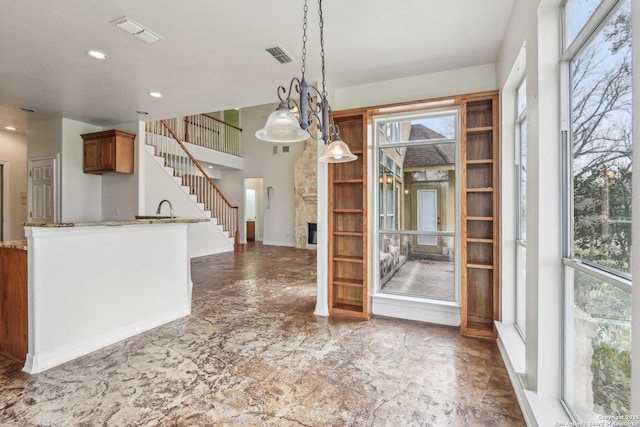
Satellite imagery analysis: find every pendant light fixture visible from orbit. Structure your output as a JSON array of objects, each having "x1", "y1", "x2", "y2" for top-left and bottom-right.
[{"x1": 255, "y1": 0, "x2": 356, "y2": 163}]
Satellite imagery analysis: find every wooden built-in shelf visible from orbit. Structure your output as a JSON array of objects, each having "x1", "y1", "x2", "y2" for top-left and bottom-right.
[
  {"x1": 328, "y1": 113, "x2": 370, "y2": 319},
  {"x1": 466, "y1": 126, "x2": 493, "y2": 133},
  {"x1": 333, "y1": 256, "x2": 364, "y2": 263},
  {"x1": 333, "y1": 231, "x2": 364, "y2": 237},
  {"x1": 332, "y1": 303, "x2": 364, "y2": 312},
  {"x1": 467, "y1": 263, "x2": 494, "y2": 270},
  {"x1": 461, "y1": 92, "x2": 500, "y2": 339},
  {"x1": 467, "y1": 159, "x2": 494, "y2": 165},
  {"x1": 333, "y1": 179, "x2": 364, "y2": 184},
  {"x1": 467, "y1": 216, "x2": 494, "y2": 221},
  {"x1": 334, "y1": 279, "x2": 364, "y2": 287}
]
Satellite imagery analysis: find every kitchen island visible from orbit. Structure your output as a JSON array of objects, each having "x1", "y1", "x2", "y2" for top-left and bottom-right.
[{"x1": 21, "y1": 218, "x2": 206, "y2": 374}]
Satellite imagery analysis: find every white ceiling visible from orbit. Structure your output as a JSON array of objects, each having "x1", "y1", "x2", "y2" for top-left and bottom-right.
[{"x1": 0, "y1": 0, "x2": 514, "y2": 133}]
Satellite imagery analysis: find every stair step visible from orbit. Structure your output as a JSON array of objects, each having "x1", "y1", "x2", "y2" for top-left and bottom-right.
[{"x1": 146, "y1": 146, "x2": 235, "y2": 245}]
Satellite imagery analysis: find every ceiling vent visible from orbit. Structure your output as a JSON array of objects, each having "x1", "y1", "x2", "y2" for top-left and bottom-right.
[
  {"x1": 113, "y1": 17, "x2": 163, "y2": 44},
  {"x1": 266, "y1": 46, "x2": 294, "y2": 64}
]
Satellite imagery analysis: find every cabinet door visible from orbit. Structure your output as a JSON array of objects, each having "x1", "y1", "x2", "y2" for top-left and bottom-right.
[
  {"x1": 83, "y1": 139, "x2": 100, "y2": 173},
  {"x1": 99, "y1": 137, "x2": 116, "y2": 171}
]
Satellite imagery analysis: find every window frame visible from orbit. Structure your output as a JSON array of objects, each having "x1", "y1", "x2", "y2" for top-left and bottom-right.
[
  {"x1": 560, "y1": 0, "x2": 633, "y2": 420},
  {"x1": 515, "y1": 77, "x2": 527, "y2": 340}
]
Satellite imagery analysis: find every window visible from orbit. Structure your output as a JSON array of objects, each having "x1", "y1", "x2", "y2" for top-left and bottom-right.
[
  {"x1": 374, "y1": 109, "x2": 458, "y2": 300},
  {"x1": 562, "y1": 0, "x2": 632, "y2": 421},
  {"x1": 515, "y1": 78, "x2": 527, "y2": 339}
]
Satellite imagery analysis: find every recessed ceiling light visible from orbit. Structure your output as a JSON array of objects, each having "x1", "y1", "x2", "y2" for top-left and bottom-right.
[
  {"x1": 148, "y1": 92, "x2": 162, "y2": 98},
  {"x1": 136, "y1": 110, "x2": 149, "y2": 115},
  {"x1": 20, "y1": 107, "x2": 36, "y2": 113},
  {"x1": 4, "y1": 126, "x2": 16, "y2": 131},
  {"x1": 208, "y1": 165, "x2": 213, "y2": 169},
  {"x1": 87, "y1": 50, "x2": 108, "y2": 59}
]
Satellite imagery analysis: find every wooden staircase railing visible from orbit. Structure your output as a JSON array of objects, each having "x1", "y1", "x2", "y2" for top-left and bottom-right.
[
  {"x1": 145, "y1": 119, "x2": 241, "y2": 249},
  {"x1": 184, "y1": 114, "x2": 242, "y2": 156}
]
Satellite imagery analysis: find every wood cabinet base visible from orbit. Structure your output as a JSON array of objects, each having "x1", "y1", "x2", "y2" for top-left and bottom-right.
[{"x1": 0, "y1": 248, "x2": 28, "y2": 363}]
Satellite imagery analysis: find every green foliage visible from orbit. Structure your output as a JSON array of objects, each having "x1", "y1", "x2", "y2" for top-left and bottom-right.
[
  {"x1": 574, "y1": 164, "x2": 632, "y2": 272},
  {"x1": 574, "y1": 274, "x2": 631, "y2": 417},
  {"x1": 592, "y1": 346, "x2": 631, "y2": 416}
]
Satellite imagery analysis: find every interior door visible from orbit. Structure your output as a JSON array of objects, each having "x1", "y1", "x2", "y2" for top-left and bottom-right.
[{"x1": 30, "y1": 158, "x2": 58, "y2": 223}]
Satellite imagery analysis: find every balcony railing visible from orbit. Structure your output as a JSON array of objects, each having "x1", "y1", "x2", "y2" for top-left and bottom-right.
[{"x1": 148, "y1": 113, "x2": 242, "y2": 156}]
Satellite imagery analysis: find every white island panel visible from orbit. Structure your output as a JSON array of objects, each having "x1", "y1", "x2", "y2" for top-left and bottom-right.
[{"x1": 24, "y1": 223, "x2": 192, "y2": 374}]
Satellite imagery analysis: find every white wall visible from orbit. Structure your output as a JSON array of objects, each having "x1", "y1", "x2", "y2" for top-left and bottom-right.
[
  {"x1": 60, "y1": 118, "x2": 102, "y2": 222},
  {"x1": 27, "y1": 118, "x2": 62, "y2": 160},
  {"x1": 0, "y1": 130, "x2": 28, "y2": 240},
  {"x1": 333, "y1": 63, "x2": 497, "y2": 111},
  {"x1": 101, "y1": 121, "x2": 140, "y2": 221},
  {"x1": 27, "y1": 118, "x2": 143, "y2": 223},
  {"x1": 144, "y1": 148, "x2": 233, "y2": 257},
  {"x1": 217, "y1": 103, "x2": 305, "y2": 247}
]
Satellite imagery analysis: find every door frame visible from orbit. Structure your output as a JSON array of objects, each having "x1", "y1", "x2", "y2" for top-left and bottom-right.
[{"x1": 28, "y1": 154, "x2": 61, "y2": 223}]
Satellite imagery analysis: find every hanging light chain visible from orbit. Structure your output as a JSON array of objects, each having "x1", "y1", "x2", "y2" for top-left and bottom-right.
[
  {"x1": 318, "y1": 0, "x2": 327, "y2": 98},
  {"x1": 301, "y1": 0, "x2": 308, "y2": 79}
]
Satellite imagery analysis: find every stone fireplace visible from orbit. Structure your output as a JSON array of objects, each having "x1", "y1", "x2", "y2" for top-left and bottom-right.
[{"x1": 294, "y1": 138, "x2": 318, "y2": 249}]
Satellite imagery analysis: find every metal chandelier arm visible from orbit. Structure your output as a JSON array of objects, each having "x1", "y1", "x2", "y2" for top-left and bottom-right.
[{"x1": 257, "y1": 0, "x2": 357, "y2": 162}]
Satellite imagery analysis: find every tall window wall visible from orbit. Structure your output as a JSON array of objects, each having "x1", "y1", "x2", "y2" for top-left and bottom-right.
[{"x1": 562, "y1": 0, "x2": 632, "y2": 420}]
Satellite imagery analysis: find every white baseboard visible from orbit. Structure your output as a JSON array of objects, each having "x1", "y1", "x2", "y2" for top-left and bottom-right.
[
  {"x1": 23, "y1": 306, "x2": 191, "y2": 374},
  {"x1": 372, "y1": 293, "x2": 460, "y2": 326},
  {"x1": 262, "y1": 240, "x2": 295, "y2": 247},
  {"x1": 190, "y1": 246, "x2": 233, "y2": 258}
]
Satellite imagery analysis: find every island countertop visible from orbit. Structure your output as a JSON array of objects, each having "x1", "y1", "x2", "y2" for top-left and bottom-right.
[
  {"x1": 0, "y1": 240, "x2": 28, "y2": 250},
  {"x1": 24, "y1": 217, "x2": 209, "y2": 228}
]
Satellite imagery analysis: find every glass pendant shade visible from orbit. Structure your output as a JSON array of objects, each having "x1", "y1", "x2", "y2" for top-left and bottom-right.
[
  {"x1": 319, "y1": 138, "x2": 357, "y2": 163},
  {"x1": 255, "y1": 106, "x2": 309, "y2": 143}
]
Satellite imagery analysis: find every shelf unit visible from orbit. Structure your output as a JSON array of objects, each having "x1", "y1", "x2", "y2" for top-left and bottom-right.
[
  {"x1": 460, "y1": 93, "x2": 500, "y2": 338},
  {"x1": 327, "y1": 113, "x2": 370, "y2": 319}
]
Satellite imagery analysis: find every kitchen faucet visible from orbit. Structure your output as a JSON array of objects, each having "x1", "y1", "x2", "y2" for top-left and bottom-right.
[{"x1": 156, "y1": 199, "x2": 174, "y2": 219}]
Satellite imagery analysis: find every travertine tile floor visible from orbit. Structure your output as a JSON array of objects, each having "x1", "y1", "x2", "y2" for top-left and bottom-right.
[{"x1": 0, "y1": 243, "x2": 524, "y2": 426}]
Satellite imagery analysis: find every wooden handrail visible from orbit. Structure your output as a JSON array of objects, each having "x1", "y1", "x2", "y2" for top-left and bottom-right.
[
  {"x1": 161, "y1": 120, "x2": 238, "y2": 210},
  {"x1": 185, "y1": 119, "x2": 220, "y2": 134},
  {"x1": 202, "y1": 113, "x2": 243, "y2": 132}
]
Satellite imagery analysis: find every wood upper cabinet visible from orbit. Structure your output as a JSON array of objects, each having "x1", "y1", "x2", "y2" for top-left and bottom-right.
[
  {"x1": 460, "y1": 92, "x2": 500, "y2": 339},
  {"x1": 81, "y1": 129, "x2": 135, "y2": 174}
]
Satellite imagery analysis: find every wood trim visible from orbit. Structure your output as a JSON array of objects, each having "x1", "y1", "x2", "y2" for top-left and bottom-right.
[
  {"x1": 332, "y1": 90, "x2": 500, "y2": 119},
  {"x1": 202, "y1": 113, "x2": 243, "y2": 132}
]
